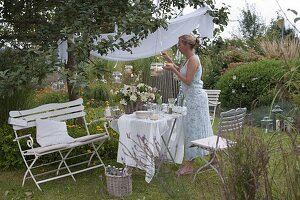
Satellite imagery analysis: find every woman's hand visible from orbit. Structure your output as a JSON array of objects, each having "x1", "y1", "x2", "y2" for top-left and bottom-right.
[
  {"x1": 160, "y1": 51, "x2": 173, "y2": 63},
  {"x1": 163, "y1": 62, "x2": 176, "y2": 72}
]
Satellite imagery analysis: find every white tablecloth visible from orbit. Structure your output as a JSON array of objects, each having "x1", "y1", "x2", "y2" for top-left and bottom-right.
[{"x1": 114, "y1": 113, "x2": 185, "y2": 183}]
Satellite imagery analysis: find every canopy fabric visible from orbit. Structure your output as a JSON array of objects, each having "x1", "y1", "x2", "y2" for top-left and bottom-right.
[{"x1": 58, "y1": 6, "x2": 213, "y2": 62}]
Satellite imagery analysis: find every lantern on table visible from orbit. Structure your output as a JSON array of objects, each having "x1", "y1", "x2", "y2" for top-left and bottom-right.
[
  {"x1": 112, "y1": 71, "x2": 122, "y2": 84},
  {"x1": 124, "y1": 65, "x2": 133, "y2": 75},
  {"x1": 150, "y1": 62, "x2": 164, "y2": 76}
]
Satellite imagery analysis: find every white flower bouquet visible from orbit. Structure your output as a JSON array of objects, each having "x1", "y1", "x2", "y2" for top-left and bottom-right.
[{"x1": 119, "y1": 83, "x2": 159, "y2": 114}]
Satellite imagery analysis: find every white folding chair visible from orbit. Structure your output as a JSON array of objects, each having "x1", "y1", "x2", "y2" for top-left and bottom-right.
[
  {"x1": 8, "y1": 98, "x2": 110, "y2": 190},
  {"x1": 191, "y1": 107, "x2": 247, "y2": 183},
  {"x1": 204, "y1": 89, "x2": 221, "y2": 125}
]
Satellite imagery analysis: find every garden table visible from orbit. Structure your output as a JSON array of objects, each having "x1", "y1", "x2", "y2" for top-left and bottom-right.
[{"x1": 113, "y1": 112, "x2": 185, "y2": 183}]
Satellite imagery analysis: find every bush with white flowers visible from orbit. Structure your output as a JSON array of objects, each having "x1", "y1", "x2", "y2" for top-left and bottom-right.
[{"x1": 119, "y1": 83, "x2": 158, "y2": 106}]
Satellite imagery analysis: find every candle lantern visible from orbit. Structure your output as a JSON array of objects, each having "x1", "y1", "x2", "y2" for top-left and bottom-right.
[
  {"x1": 150, "y1": 62, "x2": 164, "y2": 76},
  {"x1": 261, "y1": 116, "x2": 273, "y2": 133},
  {"x1": 271, "y1": 105, "x2": 283, "y2": 131},
  {"x1": 124, "y1": 65, "x2": 133, "y2": 75},
  {"x1": 112, "y1": 71, "x2": 122, "y2": 84}
]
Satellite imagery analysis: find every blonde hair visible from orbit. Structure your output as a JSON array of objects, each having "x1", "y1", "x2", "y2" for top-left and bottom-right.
[{"x1": 178, "y1": 34, "x2": 200, "y2": 49}]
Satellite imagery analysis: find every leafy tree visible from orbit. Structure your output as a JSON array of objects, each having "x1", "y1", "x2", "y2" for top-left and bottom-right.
[
  {"x1": 0, "y1": 46, "x2": 57, "y2": 124},
  {"x1": 0, "y1": 0, "x2": 229, "y2": 101},
  {"x1": 266, "y1": 17, "x2": 296, "y2": 39},
  {"x1": 238, "y1": 5, "x2": 265, "y2": 48}
]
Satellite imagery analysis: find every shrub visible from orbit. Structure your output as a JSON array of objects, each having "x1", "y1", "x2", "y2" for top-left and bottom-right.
[
  {"x1": 30, "y1": 87, "x2": 68, "y2": 107},
  {"x1": 260, "y1": 37, "x2": 300, "y2": 59},
  {"x1": 82, "y1": 82, "x2": 112, "y2": 105},
  {"x1": 0, "y1": 88, "x2": 33, "y2": 125},
  {"x1": 202, "y1": 66, "x2": 222, "y2": 89},
  {"x1": 0, "y1": 47, "x2": 57, "y2": 124},
  {"x1": 215, "y1": 59, "x2": 287, "y2": 109},
  {"x1": 0, "y1": 125, "x2": 24, "y2": 170},
  {"x1": 200, "y1": 38, "x2": 263, "y2": 89},
  {"x1": 220, "y1": 128, "x2": 270, "y2": 200},
  {"x1": 220, "y1": 127, "x2": 300, "y2": 199}
]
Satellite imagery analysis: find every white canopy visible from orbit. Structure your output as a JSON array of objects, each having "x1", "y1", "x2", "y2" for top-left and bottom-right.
[{"x1": 58, "y1": 6, "x2": 213, "y2": 63}]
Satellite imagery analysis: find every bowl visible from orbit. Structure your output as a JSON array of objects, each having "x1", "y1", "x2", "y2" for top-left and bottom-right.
[{"x1": 135, "y1": 111, "x2": 151, "y2": 119}]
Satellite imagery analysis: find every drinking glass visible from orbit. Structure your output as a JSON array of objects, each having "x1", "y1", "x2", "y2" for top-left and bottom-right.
[{"x1": 168, "y1": 98, "x2": 175, "y2": 107}]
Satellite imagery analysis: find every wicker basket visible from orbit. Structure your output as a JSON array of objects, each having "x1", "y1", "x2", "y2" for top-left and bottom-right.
[{"x1": 106, "y1": 173, "x2": 132, "y2": 197}]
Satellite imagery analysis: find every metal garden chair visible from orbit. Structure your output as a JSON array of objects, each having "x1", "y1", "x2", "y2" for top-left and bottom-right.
[
  {"x1": 191, "y1": 107, "x2": 247, "y2": 183},
  {"x1": 204, "y1": 89, "x2": 221, "y2": 125}
]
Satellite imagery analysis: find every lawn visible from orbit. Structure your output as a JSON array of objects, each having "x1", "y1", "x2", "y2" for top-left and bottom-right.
[
  {"x1": 0, "y1": 118, "x2": 222, "y2": 200},
  {"x1": 0, "y1": 122, "x2": 299, "y2": 200},
  {"x1": 0, "y1": 160, "x2": 222, "y2": 200}
]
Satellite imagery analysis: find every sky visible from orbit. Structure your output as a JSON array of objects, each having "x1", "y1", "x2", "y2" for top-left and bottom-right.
[
  {"x1": 214, "y1": 0, "x2": 300, "y2": 38},
  {"x1": 175, "y1": 0, "x2": 300, "y2": 38}
]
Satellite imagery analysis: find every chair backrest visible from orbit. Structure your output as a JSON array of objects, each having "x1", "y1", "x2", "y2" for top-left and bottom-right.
[
  {"x1": 204, "y1": 90, "x2": 221, "y2": 106},
  {"x1": 204, "y1": 89, "x2": 221, "y2": 125},
  {"x1": 8, "y1": 98, "x2": 85, "y2": 131},
  {"x1": 218, "y1": 108, "x2": 247, "y2": 134}
]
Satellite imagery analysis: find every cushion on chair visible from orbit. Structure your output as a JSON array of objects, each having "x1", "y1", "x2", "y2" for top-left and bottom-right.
[
  {"x1": 72, "y1": 135, "x2": 110, "y2": 147},
  {"x1": 36, "y1": 119, "x2": 75, "y2": 147},
  {"x1": 25, "y1": 143, "x2": 70, "y2": 155},
  {"x1": 74, "y1": 133, "x2": 107, "y2": 142},
  {"x1": 191, "y1": 135, "x2": 233, "y2": 150}
]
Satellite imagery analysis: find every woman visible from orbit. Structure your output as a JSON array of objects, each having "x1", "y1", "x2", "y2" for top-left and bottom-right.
[{"x1": 161, "y1": 34, "x2": 213, "y2": 176}]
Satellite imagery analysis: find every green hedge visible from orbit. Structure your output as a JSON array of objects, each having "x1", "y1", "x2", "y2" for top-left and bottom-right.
[
  {"x1": 0, "y1": 125, "x2": 24, "y2": 169},
  {"x1": 0, "y1": 88, "x2": 33, "y2": 125},
  {"x1": 82, "y1": 82, "x2": 112, "y2": 105},
  {"x1": 215, "y1": 59, "x2": 288, "y2": 109}
]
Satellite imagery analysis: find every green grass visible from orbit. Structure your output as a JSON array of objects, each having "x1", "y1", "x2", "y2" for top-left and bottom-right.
[
  {"x1": 0, "y1": 161, "x2": 222, "y2": 200},
  {"x1": 0, "y1": 119, "x2": 299, "y2": 200}
]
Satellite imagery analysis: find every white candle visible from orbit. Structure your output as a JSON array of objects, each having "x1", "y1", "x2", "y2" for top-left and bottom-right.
[{"x1": 105, "y1": 107, "x2": 112, "y2": 117}]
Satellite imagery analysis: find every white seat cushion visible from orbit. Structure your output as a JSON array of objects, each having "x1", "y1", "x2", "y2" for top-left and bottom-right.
[
  {"x1": 70, "y1": 135, "x2": 110, "y2": 148},
  {"x1": 25, "y1": 143, "x2": 70, "y2": 155},
  {"x1": 74, "y1": 133, "x2": 106, "y2": 142},
  {"x1": 191, "y1": 135, "x2": 234, "y2": 150},
  {"x1": 36, "y1": 119, "x2": 75, "y2": 147}
]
